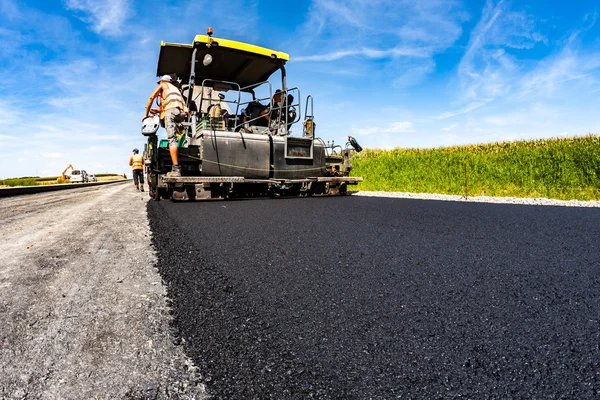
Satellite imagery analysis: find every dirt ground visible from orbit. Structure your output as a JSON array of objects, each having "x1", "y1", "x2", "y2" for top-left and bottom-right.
[{"x1": 0, "y1": 182, "x2": 208, "y2": 400}]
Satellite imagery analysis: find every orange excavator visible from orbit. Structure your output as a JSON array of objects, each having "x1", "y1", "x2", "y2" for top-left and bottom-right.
[{"x1": 59, "y1": 164, "x2": 74, "y2": 183}]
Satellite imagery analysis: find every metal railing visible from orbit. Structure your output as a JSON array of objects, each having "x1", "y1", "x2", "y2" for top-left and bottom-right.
[{"x1": 188, "y1": 79, "x2": 303, "y2": 136}]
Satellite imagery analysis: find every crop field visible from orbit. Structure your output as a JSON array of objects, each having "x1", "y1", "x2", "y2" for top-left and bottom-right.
[
  {"x1": 350, "y1": 135, "x2": 600, "y2": 200},
  {"x1": 0, "y1": 174, "x2": 125, "y2": 187}
]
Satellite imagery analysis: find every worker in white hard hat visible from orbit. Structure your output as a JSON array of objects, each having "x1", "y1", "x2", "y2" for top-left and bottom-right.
[{"x1": 143, "y1": 75, "x2": 189, "y2": 177}]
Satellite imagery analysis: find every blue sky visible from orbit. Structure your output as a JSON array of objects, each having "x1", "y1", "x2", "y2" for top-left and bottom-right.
[{"x1": 1, "y1": 0, "x2": 600, "y2": 178}]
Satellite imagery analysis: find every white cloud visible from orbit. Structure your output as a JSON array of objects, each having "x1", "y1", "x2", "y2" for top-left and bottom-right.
[
  {"x1": 518, "y1": 49, "x2": 600, "y2": 97},
  {"x1": 479, "y1": 105, "x2": 558, "y2": 127},
  {"x1": 64, "y1": 0, "x2": 130, "y2": 36},
  {"x1": 351, "y1": 127, "x2": 379, "y2": 136},
  {"x1": 384, "y1": 121, "x2": 414, "y2": 133},
  {"x1": 455, "y1": 0, "x2": 545, "y2": 105},
  {"x1": 436, "y1": 133, "x2": 458, "y2": 145},
  {"x1": 304, "y1": 0, "x2": 464, "y2": 46},
  {"x1": 0, "y1": 100, "x2": 25, "y2": 126},
  {"x1": 442, "y1": 124, "x2": 458, "y2": 131},
  {"x1": 296, "y1": 0, "x2": 465, "y2": 84},
  {"x1": 350, "y1": 121, "x2": 414, "y2": 136},
  {"x1": 435, "y1": 100, "x2": 491, "y2": 120},
  {"x1": 41, "y1": 152, "x2": 64, "y2": 159},
  {"x1": 0, "y1": 0, "x2": 20, "y2": 20},
  {"x1": 0, "y1": 134, "x2": 18, "y2": 142},
  {"x1": 433, "y1": 1, "x2": 596, "y2": 122},
  {"x1": 392, "y1": 59, "x2": 436, "y2": 88},
  {"x1": 295, "y1": 46, "x2": 431, "y2": 62}
]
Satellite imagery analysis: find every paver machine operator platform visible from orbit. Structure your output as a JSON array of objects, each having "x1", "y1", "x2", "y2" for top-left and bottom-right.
[{"x1": 141, "y1": 28, "x2": 363, "y2": 201}]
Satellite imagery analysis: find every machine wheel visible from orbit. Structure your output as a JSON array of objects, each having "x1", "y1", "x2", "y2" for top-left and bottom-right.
[
  {"x1": 286, "y1": 184, "x2": 302, "y2": 197},
  {"x1": 268, "y1": 186, "x2": 278, "y2": 198},
  {"x1": 159, "y1": 188, "x2": 171, "y2": 200},
  {"x1": 148, "y1": 174, "x2": 160, "y2": 201},
  {"x1": 150, "y1": 187, "x2": 160, "y2": 201},
  {"x1": 339, "y1": 183, "x2": 348, "y2": 195}
]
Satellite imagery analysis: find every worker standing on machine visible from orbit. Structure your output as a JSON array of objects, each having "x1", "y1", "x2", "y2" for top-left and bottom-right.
[
  {"x1": 129, "y1": 148, "x2": 144, "y2": 192},
  {"x1": 142, "y1": 75, "x2": 189, "y2": 177}
]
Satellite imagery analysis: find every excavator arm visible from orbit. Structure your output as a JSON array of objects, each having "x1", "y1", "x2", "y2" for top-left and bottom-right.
[{"x1": 61, "y1": 164, "x2": 74, "y2": 181}]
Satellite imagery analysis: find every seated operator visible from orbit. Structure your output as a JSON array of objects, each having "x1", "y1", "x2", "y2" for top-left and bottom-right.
[
  {"x1": 242, "y1": 100, "x2": 269, "y2": 127},
  {"x1": 259, "y1": 89, "x2": 283, "y2": 124}
]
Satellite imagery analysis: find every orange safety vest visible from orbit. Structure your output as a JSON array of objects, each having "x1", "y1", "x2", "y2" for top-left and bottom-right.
[
  {"x1": 130, "y1": 154, "x2": 143, "y2": 170},
  {"x1": 159, "y1": 83, "x2": 187, "y2": 119}
]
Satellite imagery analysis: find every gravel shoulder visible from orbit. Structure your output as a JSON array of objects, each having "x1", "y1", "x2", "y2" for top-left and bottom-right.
[
  {"x1": 0, "y1": 182, "x2": 207, "y2": 400},
  {"x1": 353, "y1": 190, "x2": 600, "y2": 207}
]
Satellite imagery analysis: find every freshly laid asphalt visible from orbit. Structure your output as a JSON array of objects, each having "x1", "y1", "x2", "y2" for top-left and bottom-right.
[{"x1": 148, "y1": 196, "x2": 600, "y2": 399}]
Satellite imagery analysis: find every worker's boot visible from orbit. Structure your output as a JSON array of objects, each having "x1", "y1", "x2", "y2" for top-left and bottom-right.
[
  {"x1": 140, "y1": 186, "x2": 145, "y2": 192},
  {"x1": 167, "y1": 165, "x2": 181, "y2": 177},
  {"x1": 135, "y1": 185, "x2": 139, "y2": 191}
]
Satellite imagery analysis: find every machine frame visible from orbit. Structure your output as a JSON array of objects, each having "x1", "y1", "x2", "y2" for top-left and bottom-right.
[{"x1": 142, "y1": 29, "x2": 362, "y2": 201}]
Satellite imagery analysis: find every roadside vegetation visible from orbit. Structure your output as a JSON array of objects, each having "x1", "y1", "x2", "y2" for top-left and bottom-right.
[
  {"x1": 0, "y1": 174, "x2": 125, "y2": 187},
  {"x1": 350, "y1": 135, "x2": 600, "y2": 201},
  {"x1": 0, "y1": 178, "x2": 40, "y2": 187}
]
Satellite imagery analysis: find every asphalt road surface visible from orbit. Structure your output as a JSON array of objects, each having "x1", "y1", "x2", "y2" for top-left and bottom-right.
[
  {"x1": 149, "y1": 196, "x2": 600, "y2": 399},
  {"x1": 0, "y1": 182, "x2": 206, "y2": 399}
]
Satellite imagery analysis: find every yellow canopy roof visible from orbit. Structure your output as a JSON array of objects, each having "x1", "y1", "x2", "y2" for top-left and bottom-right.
[
  {"x1": 192, "y1": 35, "x2": 289, "y2": 61},
  {"x1": 157, "y1": 35, "x2": 289, "y2": 89}
]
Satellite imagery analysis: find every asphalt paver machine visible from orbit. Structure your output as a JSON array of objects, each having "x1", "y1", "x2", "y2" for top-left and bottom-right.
[{"x1": 142, "y1": 28, "x2": 363, "y2": 201}]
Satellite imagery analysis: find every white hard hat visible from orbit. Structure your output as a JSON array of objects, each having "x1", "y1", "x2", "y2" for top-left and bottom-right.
[{"x1": 157, "y1": 75, "x2": 172, "y2": 83}]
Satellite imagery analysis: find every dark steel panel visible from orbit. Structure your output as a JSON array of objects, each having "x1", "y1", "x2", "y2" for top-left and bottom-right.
[
  {"x1": 201, "y1": 131, "x2": 270, "y2": 179},
  {"x1": 271, "y1": 137, "x2": 327, "y2": 179}
]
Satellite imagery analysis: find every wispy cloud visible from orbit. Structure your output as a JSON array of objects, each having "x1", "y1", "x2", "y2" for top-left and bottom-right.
[
  {"x1": 435, "y1": 100, "x2": 491, "y2": 120},
  {"x1": 436, "y1": 133, "x2": 459, "y2": 145},
  {"x1": 518, "y1": 49, "x2": 600, "y2": 97},
  {"x1": 0, "y1": 0, "x2": 20, "y2": 20},
  {"x1": 392, "y1": 59, "x2": 436, "y2": 88},
  {"x1": 442, "y1": 124, "x2": 458, "y2": 132},
  {"x1": 295, "y1": 46, "x2": 430, "y2": 62},
  {"x1": 444, "y1": 0, "x2": 546, "y2": 116},
  {"x1": 384, "y1": 121, "x2": 414, "y2": 133},
  {"x1": 442, "y1": 0, "x2": 600, "y2": 124},
  {"x1": 296, "y1": 0, "x2": 465, "y2": 86},
  {"x1": 64, "y1": 0, "x2": 131, "y2": 36},
  {"x1": 302, "y1": 0, "x2": 464, "y2": 47},
  {"x1": 41, "y1": 152, "x2": 65, "y2": 159},
  {"x1": 351, "y1": 120, "x2": 414, "y2": 136}
]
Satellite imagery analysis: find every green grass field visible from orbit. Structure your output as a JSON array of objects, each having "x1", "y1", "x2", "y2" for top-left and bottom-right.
[
  {"x1": 350, "y1": 135, "x2": 600, "y2": 201},
  {"x1": 0, "y1": 178, "x2": 40, "y2": 187},
  {"x1": 0, "y1": 174, "x2": 124, "y2": 187}
]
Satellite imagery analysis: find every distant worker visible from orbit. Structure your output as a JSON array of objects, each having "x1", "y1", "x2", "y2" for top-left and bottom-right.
[
  {"x1": 129, "y1": 148, "x2": 144, "y2": 192},
  {"x1": 143, "y1": 75, "x2": 189, "y2": 177}
]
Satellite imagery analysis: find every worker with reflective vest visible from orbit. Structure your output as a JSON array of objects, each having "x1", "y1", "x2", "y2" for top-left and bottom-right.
[
  {"x1": 142, "y1": 75, "x2": 189, "y2": 177},
  {"x1": 129, "y1": 148, "x2": 145, "y2": 192}
]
